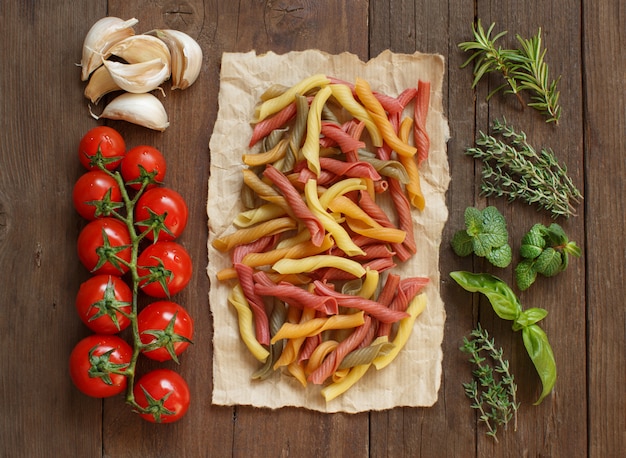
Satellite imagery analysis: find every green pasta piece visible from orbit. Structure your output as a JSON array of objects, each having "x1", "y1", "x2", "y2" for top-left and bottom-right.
[
  {"x1": 251, "y1": 300, "x2": 287, "y2": 380},
  {"x1": 358, "y1": 155, "x2": 411, "y2": 184},
  {"x1": 338, "y1": 341, "x2": 396, "y2": 369}
]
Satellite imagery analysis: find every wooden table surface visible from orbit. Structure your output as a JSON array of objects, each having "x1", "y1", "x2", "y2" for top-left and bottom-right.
[{"x1": 1, "y1": 1, "x2": 624, "y2": 457}]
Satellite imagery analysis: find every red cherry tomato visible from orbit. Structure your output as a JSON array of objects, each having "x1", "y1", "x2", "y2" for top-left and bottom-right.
[
  {"x1": 79, "y1": 126, "x2": 126, "y2": 171},
  {"x1": 134, "y1": 369, "x2": 190, "y2": 423},
  {"x1": 77, "y1": 218, "x2": 132, "y2": 276},
  {"x1": 76, "y1": 275, "x2": 132, "y2": 334},
  {"x1": 120, "y1": 145, "x2": 167, "y2": 190},
  {"x1": 137, "y1": 301, "x2": 193, "y2": 362},
  {"x1": 137, "y1": 241, "x2": 192, "y2": 298},
  {"x1": 73, "y1": 170, "x2": 123, "y2": 220},
  {"x1": 69, "y1": 334, "x2": 132, "y2": 398},
  {"x1": 135, "y1": 187, "x2": 188, "y2": 242}
]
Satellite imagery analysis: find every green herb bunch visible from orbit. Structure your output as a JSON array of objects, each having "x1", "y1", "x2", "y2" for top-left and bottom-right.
[
  {"x1": 459, "y1": 19, "x2": 562, "y2": 123},
  {"x1": 451, "y1": 206, "x2": 512, "y2": 268},
  {"x1": 460, "y1": 324, "x2": 519, "y2": 442},
  {"x1": 515, "y1": 223, "x2": 582, "y2": 290},
  {"x1": 466, "y1": 119, "x2": 582, "y2": 219}
]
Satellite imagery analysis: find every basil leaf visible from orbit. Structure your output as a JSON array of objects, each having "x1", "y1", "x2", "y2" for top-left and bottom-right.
[
  {"x1": 513, "y1": 307, "x2": 548, "y2": 330},
  {"x1": 450, "y1": 271, "x2": 522, "y2": 321},
  {"x1": 522, "y1": 324, "x2": 557, "y2": 405}
]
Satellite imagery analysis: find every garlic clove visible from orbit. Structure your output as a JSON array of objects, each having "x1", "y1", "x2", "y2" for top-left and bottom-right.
[
  {"x1": 80, "y1": 17, "x2": 138, "y2": 81},
  {"x1": 84, "y1": 65, "x2": 121, "y2": 104},
  {"x1": 103, "y1": 58, "x2": 170, "y2": 94},
  {"x1": 107, "y1": 34, "x2": 171, "y2": 65},
  {"x1": 91, "y1": 92, "x2": 169, "y2": 131},
  {"x1": 148, "y1": 29, "x2": 203, "y2": 90}
]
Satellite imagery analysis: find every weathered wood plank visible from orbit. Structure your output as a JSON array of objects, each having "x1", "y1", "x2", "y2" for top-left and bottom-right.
[{"x1": 582, "y1": 1, "x2": 626, "y2": 457}]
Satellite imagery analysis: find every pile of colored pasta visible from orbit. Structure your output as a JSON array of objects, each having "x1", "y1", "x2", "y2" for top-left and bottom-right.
[{"x1": 213, "y1": 74, "x2": 432, "y2": 401}]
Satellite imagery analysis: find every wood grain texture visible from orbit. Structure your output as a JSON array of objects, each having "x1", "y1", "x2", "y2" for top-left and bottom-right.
[{"x1": 0, "y1": 0, "x2": 623, "y2": 456}]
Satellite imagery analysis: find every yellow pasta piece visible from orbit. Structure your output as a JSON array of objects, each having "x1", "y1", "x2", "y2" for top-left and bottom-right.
[
  {"x1": 255, "y1": 74, "x2": 331, "y2": 121},
  {"x1": 234, "y1": 203, "x2": 287, "y2": 228},
  {"x1": 329, "y1": 84, "x2": 383, "y2": 147},
  {"x1": 328, "y1": 195, "x2": 406, "y2": 244},
  {"x1": 275, "y1": 228, "x2": 312, "y2": 249},
  {"x1": 288, "y1": 361, "x2": 308, "y2": 387},
  {"x1": 272, "y1": 254, "x2": 366, "y2": 279},
  {"x1": 273, "y1": 306, "x2": 315, "y2": 369},
  {"x1": 304, "y1": 179, "x2": 365, "y2": 256},
  {"x1": 301, "y1": 85, "x2": 332, "y2": 176},
  {"x1": 242, "y1": 138, "x2": 288, "y2": 166},
  {"x1": 212, "y1": 216, "x2": 297, "y2": 252},
  {"x1": 242, "y1": 233, "x2": 334, "y2": 268},
  {"x1": 228, "y1": 284, "x2": 270, "y2": 362},
  {"x1": 357, "y1": 267, "x2": 379, "y2": 299},
  {"x1": 354, "y1": 78, "x2": 417, "y2": 158},
  {"x1": 216, "y1": 267, "x2": 237, "y2": 281},
  {"x1": 304, "y1": 340, "x2": 339, "y2": 375},
  {"x1": 398, "y1": 117, "x2": 425, "y2": 210},
  {"x1": 318, "y1": 177, "x2": 367, "y2": 209},
  {"x1": 271, "y1": 311, "x2": 365, "y2": 344},
  {"x1": 321, "y1": 364, "x2": 371, "y2": 402},
  {"x1": 372, "y1": 293, "x2": 427, "y2": 370},
  {"x1": 331, "y1": 367, "x2": 350, "y2": 383},
  {"x1": 344, "y1": 216, "x2": 406, "y2": 244}
]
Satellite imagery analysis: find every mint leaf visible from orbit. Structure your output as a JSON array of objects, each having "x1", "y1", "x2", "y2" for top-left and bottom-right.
[
  {"x1": 486, "y1": 244, "x2": 512, "y2": 268},
  {"x1": 515, "y1": 259, "x2": 537, "y2": 291},
  {"x1": 452, "y1": 230, "x2": 475, "y2": 257},
  {"x1": 465, "y1": 207, "x2": 483, "y2": 236}
]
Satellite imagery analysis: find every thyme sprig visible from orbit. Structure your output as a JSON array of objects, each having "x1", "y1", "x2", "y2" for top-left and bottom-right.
[
  {"x1": 461, "y1": 324, "x2": 519, "y2": 443},
  {"x1": 459, "y1": 19, "x2": 562, "y2": 123},
  {"x1": 466, "y1": 118, "x2": 582, "y2": 218}
]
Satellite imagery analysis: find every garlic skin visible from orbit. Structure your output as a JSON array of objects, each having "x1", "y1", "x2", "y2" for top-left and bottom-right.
[
  {"x1": 92, "y1": 92, "x2": 170, "y2": 131},
  {"x1": 107, "y1": 34, "x2": 171, "y2": 65},
  {"x1": 148, "y1": 29, "x2": 203, "y2": 90},
  {"x1": 103, "y1": 58, "x2": 170, "y2": 94},
  {"x1": 84, "y1": 65, "x2": 121, "y2": 104},
  {"x1": 80, "y1": 17, "x2": 138, "y2": 81}
]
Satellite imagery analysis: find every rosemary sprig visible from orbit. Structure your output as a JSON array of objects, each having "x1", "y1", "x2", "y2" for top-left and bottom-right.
[
  {"x1": 466, "y1": 118, "x2": 582, "y2": 218},
  {"x1": 459, "y1": 20, "x2": 562, "y2": 123},
  {"x1": 461, "y1": 324, "x2": 519, "y2": 443}
]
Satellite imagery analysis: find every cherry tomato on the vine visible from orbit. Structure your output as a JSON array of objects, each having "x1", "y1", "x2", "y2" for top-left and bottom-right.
[
  {"x1": 77, "y1": 217, "x2": 132, "y2": 276},
  {"x1": 69, "y1": 334, "x2": 132, "y2": 398},
  {"x1": 120, "y1": 145, "x2": 167, "y2": 190},
  {"x1": 135, "y1": 187, "x2": 188, "y2": 242},
  {"x1": 133, "y1": 369, "x2": 190, "y2": 423},
  {"x1": 137, "y1": 301, "x2": 193, "y2": 362},
  {"x1": 73, "y1": 170, "x2": 123, "y2": 221},
  {"x1": 76, "y1": 275, "x2": 132, "y2": 334},
  {"x1": 137, "y1": 241, "x2": 192, "y2": 298},
  {"x1": 79, "y1": 126, "x2": 126, "y2": 171}
]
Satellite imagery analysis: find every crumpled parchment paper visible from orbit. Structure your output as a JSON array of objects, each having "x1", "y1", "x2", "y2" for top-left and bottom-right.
[{"x1": 207, "y1": 49, "x2": 450, "y2": 413}]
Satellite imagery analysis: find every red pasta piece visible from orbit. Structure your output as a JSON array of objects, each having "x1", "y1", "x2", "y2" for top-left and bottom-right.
[
  {"x1": 249, "y1": 101, "x2": 298, "y2": 147},
  {"x1": 253, "y1": 271, "x2": 339, "y2": 315},
  {"x1": 313, "y1": 281, "x2": 407, "y2": 323},
  {"x1": 397, "y1": 87, "x2": 417, "y2": 109},
  {"x1": 299, "y1": 334, "x2": 322, "y2": 363},
  {"x1": 307, "y1": 315, "x2": 372, "y2": 384},
  {"x1": 232, "y1": 234, "x2": 278, "y2": 264},
  {"x1": 320, "y1": 122, "x2": 366, "y2": 153},
  {"x1": 319, "y1": 157, "x2": 381, "y2": 181},
  {"x1": 376, "y1": 276, "x2": 429, "y2": 337},
  {"x1": 263, "y1": 164, "x2": 325, "y2": 247},
  {"x1": 234, "y1": 263, "x2": 270, "y2": 345},
  {"x1": 414, "y1": 80, "x2": 431, "y2": 165}
]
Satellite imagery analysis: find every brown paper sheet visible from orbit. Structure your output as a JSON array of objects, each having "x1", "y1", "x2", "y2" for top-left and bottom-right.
[{"x1": 207, "y1": 49, "x2": 450, "y2": 413}]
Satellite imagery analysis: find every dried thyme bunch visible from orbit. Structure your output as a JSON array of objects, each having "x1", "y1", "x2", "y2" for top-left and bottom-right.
[
  {"x1": 459, "y1": 20, "x2": 562, "y2": 123},
  {"x1": 466, "y1": 119, "x2": 582, "y2": 218},
  {"x1": 461, "y1": 324, "x2": 519, "y2": 442}
]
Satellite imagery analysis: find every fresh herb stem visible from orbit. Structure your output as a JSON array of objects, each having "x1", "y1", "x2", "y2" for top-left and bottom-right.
[
  {"x1": 459, "y1": 19, "x2": 562, "y2": 123},
  {"x1": 466, "y1": 118, "x2": 582, "y2": 218},
  {"x1": 460, "y1": 324, "x2": 519, "y2": 442}
]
